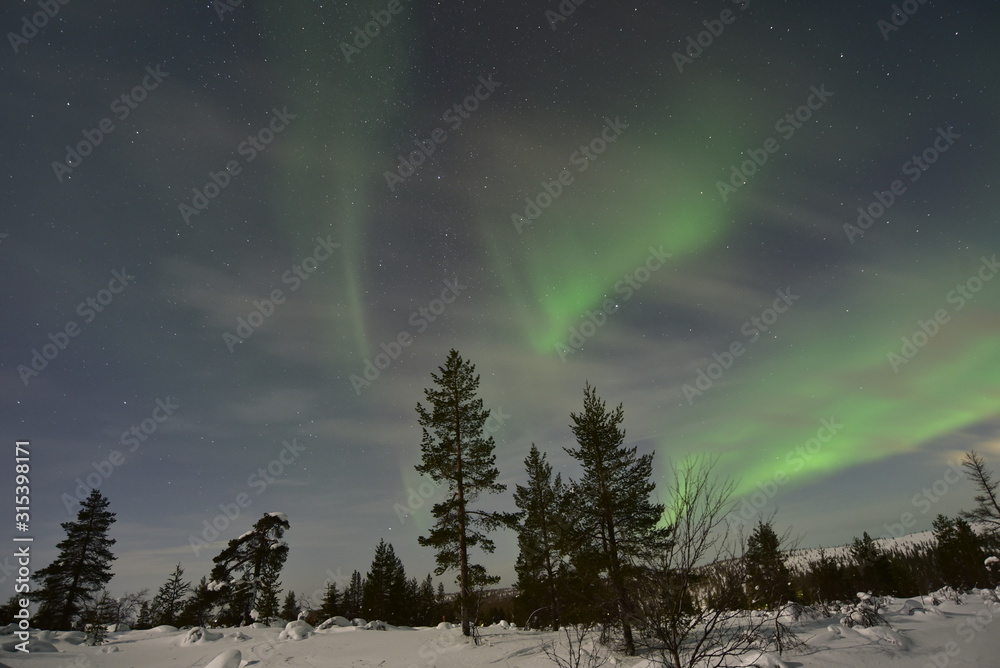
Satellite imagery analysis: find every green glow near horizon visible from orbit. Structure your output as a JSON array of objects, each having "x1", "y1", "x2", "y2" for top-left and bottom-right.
[{"x1": 664, "y1": 257, "x2": 1000, "y2": 503}]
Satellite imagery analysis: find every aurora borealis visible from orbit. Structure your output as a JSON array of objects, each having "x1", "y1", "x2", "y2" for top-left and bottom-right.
[{"x1": 3, "y1": 0, "x2": 999, "y2": 597}]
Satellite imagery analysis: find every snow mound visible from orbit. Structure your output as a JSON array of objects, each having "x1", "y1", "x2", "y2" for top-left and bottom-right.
[
  {"x1": 1, "y1": 638, "x2": 57, "y2": 652},
  {"x1": 101, "y1": 645, "x2": 121, "y2": 653},
  {"x1": 229, "y1": 631, "x2": 249, "y2": 640},
  {"x1": 278, "y1": 620, "x2": 314, "y2": 640},
  {"x1": 855, "y1": 624, "x2": 912, "y2": 649},
  {"x1": 365, "y1": 620, "x2": 388, "y2": 630},
  {"x1": 57, "y1": 630, "x2": 88, "y2": 644},
  {"x1": 436, "y1": 621, "x2": 453, "y2": 630},
  {"x1": 352, "y1": 617, "x2": 367, "y2": 626},
  {"x1": 316, "y1": 616, "x2": 353, "y2": 630},
  {"x1": 251, "y1": 622, "x2": 270, "y2": 628},
  {"x1": 204, "y1": 648, "x2": 242, "y2": 668},
  {"x1": 151, "y1": 625, "x2": 178, "y2": 633},
  {"x1": 181, "y1": 626, "x2": 222, "y2": 645},
  {"x1": 900, "y1": 599, "x2": 925, "y2": 615}
]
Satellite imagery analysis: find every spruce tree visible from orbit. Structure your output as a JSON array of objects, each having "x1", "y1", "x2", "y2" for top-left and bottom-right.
[
  {"x1": 416, "y1": 574, "x2": 436, "y2": 625},
  {"x1": 177, "y1": 576, "x2": 219, "y2": 627},
  {"x1": 320, "y1": 581, "x2": 341, "y2": 618},
  {"x1": 415, "y1": 349, "x2": 515, "y2": 636},
  {"x1": 281, "y1": 590, "x2": 298, "y2": 621},
  {"x1": 134, "y1": 600, "x2": 152, "y2": 630},
  {"x1": 362, "y1": 539, "x2": 408, "y2": 624},
  {"x1": 209, "y1": 512, "x2": 290, "y2": 626},
  {"x1": 744, "y1": 521, "x2": 793, "y2": 608},
  {"x1": 343, "y1": 570, "x2": 364, "y2": 619},
  {"x1": 150, "y1": 563, "x2": 190, "y2": 627},
  {"x1": 34, "y1": 489, "x2": 117, "y2": 630},
  {"x1": 513, "y1": 443, "x2": 570, "y2": 630},
  {"x1": 564, "y1": 383, "x2": 667, "y2": 655}
]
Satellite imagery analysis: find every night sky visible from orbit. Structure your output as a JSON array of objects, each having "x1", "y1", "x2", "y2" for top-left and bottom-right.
[{"x1": 3, "y1": 0, "x2": 999, "y2": 599}]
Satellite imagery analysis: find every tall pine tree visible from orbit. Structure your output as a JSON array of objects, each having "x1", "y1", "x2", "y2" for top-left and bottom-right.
[
  {"x1": 565, "y1": 383, "x2": 667, "y2": 655},
  {"x1": 415, "y1": 349, "x2": 515, "y2": 636},
  {"x1": 35, "y1": 489, "x2": 117, "y2": 630}
]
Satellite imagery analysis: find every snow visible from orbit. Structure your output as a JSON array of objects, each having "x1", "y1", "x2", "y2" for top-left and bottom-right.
[
  {"x1": 267, "y1": 511, "x2": 289, "y2": 522},
  {"x1": 204, "y1": 649, "x2": 242, "y2": 668},
  {"x1": 2, "y1": 591, "x2": 1000, "y2": 668},
  {"x1": 277, "y1": 620, "x2": 314, "y2": 640}
]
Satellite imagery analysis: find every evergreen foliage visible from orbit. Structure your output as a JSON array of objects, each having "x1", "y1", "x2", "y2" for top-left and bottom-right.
[
  {"x1": 34, "y1": 489, "x2": 117, "y2": 630},
  {"x1": 414, "y1": 349, "x2": 515, "y2": 636}
]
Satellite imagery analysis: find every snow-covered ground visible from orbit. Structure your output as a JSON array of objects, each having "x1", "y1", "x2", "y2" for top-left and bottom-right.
[{"x1": 2, "y1": 591, "x2": 1000, "y2": 668}]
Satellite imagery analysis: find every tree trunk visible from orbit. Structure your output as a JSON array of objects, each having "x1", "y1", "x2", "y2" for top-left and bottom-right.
[{"x1": 455, "y1": 392, "x2": 471, "y2": 637}]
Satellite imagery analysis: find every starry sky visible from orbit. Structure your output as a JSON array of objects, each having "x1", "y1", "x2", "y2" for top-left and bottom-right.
[{"x1": 2, "y1": 0, "x2": 999, "y2": 600}]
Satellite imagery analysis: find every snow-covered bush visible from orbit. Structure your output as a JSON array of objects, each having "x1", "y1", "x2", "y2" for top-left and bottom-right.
[{"x1": 838, "y1": 594, "x2": 889, "y2": 628}]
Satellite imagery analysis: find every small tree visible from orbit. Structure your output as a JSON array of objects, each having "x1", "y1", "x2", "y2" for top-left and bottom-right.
[
  {"x1": 209, "y1": 512, "x2": 290, "y2": 626},
  {"x1": 415, "y1": 574, "x2": 437, "y2": 625},
  {"x1": 135, "y1": 600, "x2": 152, "y2": 630},
  {"x1": 34, "y1": 489, "x2": 117, "y2": 630},
  {"x1": 255, "y1": 567, "x2": 282, "y2": 624},
  {"x1": 415, "y1": 349, "x2": 515, "y2": 636},
  {"x1": 744, "y1": 520, "x2": 794, "y2": 608},
  {"x1": 850, "y1": 532, "x2": 894, "y2": 595},
  {"x1": 177, "y1": 577, "x2": 220, "y2": 628},
  {"x1": 320, "y1": 581, "x2": 341, "y2": 618},
  {"x1": 151, "y1": 563, "x2": 190, "y2": 627},
  {"x1": 362, "y1": 539, "x2": 409, "y2": 624},
  {"x1": 961, "y1": 451, "x2": 1000, "y2": 534},
  {"x1": 343, "y1": 570, "x2": 364, "y2": 619},
  {"x1": 281, "y1": 590, "x2": 298, "y2": 622}
]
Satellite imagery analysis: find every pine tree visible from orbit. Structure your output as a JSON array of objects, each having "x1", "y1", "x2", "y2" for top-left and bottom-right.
[
  {"x1": 513, "y1": 443, "x2": 571, "y2": 630},
  {"x1": 281, "y1": 590, "x2": 298, "y2": 621},
  {"x1": 320, "y1": 581, "x2": 341, "y2": 618},
  {"x1": 744, "y1": 521, "x2": 793, "y2": 608},
  {"x1": 362, "y1": 539, "x2": 409, "y2": 624},
  {"x1": 150, "y1": 563, "x2": 190, "y2": 627},
  {"x1": 564, "y1": 383, "x2": 668, "y2": 655},
  {"x1": 414, "y1": 349, "x2": 515, "y2": 636},
  {"x1": 209, "y1": 512, "x2": 290, "y2": 626},
  {"x1": 34, "y1": 489, "x2": 117, "y2": 630}
]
